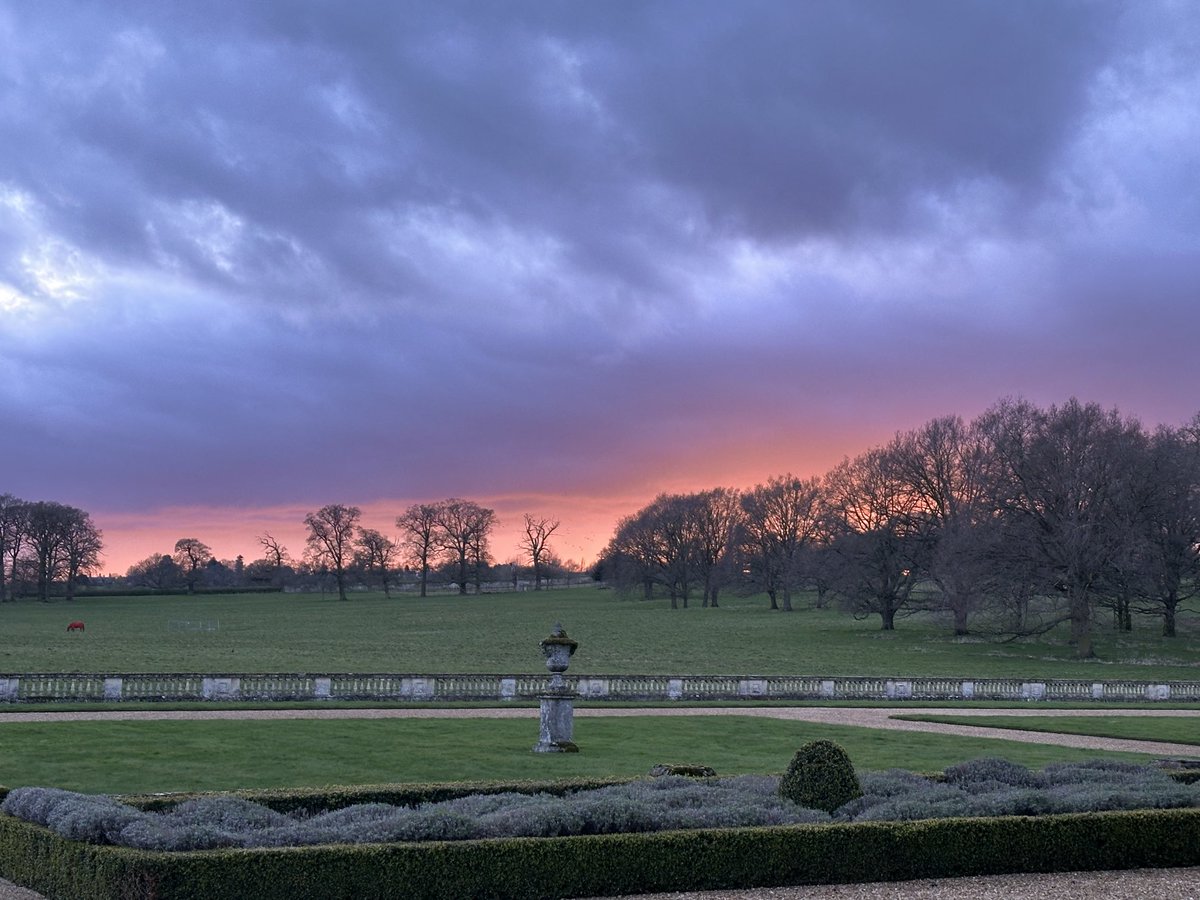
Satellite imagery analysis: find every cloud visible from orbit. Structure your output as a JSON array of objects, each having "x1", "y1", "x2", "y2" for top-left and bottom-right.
[{"x1": 2, "y1": 1, "x2": 1198, "y2": 568}]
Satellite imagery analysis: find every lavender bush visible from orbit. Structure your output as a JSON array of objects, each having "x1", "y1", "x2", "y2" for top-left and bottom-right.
[{"x1": 3, "y1": 760, "x2": 1196, "y2": 851}]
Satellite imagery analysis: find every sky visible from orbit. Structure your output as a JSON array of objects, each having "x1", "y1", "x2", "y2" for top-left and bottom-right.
[{"x1": 2, "y1": 1, "x2": 1199, "y2": 575}]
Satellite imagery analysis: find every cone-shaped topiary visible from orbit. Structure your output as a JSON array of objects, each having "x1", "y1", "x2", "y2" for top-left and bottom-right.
[{"x1": 778, "y1": 739, "x2": 862, "y2": 813}]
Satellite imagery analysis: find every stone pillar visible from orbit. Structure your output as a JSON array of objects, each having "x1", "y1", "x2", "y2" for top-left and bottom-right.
[{"x1": 534, "y1": 624, "x2": 579, "y2": 753}]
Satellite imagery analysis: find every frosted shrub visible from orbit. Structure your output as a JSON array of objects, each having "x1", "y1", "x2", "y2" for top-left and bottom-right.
[
  {"x1": 3, "y1": 762, "x2": 1195, "y2": 850},
  {"x1": 162, "y1": 796, "x2": 291, "y2": 832},
  {"x1": 943, "y1": 758, "x2": 1044, "y2": 789},
  {"x1": 2, "y1": 787, "x2": 142, "y2": 844}
]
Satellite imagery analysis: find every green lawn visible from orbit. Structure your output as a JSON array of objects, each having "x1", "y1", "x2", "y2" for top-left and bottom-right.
[
  {"x1": 0, "y1": 716, "x2": 1157, "y2": 795},
  {"x1": 898, "y1": 715, "x2": 1200, "y2": 746},
  {"x1": 2, "y1": 588, "x2": 1197, "y2": 680}
]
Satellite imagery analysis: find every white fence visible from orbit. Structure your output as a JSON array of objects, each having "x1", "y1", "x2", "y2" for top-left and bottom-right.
[{"x1": 0, "y1": 673, "x2": 1197, "y2": 703}]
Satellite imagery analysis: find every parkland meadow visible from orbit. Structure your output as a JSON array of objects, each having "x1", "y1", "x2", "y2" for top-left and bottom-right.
[
  {"x1": 1, "y1": 587, "x2": 1198, "y2": 680},
  {"x1": 1, "y1": 588, "x2": 1195, "y2": 796}
]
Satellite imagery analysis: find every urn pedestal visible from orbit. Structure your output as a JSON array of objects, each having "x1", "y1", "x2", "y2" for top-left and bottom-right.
[{"x1": 533, "y1": 624, "x2": 580, "y2": 753}]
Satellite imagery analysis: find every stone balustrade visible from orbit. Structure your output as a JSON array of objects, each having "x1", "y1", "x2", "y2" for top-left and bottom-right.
[{"x1": 0, "y1": 672, "x2": 1197, "y2": 703}]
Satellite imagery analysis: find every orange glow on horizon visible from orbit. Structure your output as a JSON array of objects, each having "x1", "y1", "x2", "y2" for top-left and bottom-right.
[{"x1": 90, "y1": 429, "x2": 872, "y2": 577}]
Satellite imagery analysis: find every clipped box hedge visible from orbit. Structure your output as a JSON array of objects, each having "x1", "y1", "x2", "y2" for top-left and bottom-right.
[{"x1": 2, "y1": 798, "x2": 1199, "y2": 900}]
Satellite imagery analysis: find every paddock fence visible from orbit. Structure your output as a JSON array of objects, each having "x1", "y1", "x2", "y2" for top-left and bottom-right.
[{"x1": 0, "y1": 673, "x2": 1198, "y2": 704}]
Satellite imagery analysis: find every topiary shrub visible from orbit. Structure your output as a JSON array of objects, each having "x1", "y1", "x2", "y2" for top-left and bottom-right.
[{"x1": 779, "y1": 740, "x2": 862, "y2": 813}]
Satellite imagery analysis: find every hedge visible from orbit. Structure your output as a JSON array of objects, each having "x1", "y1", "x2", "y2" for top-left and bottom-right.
[{"x1": 2, "y1": 805, "x2": 1198, "y2": 899}]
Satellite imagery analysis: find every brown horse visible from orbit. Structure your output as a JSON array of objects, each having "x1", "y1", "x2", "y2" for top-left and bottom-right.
[{"x1": 66, "y1": 621, "x2": 85, "y2": 632}]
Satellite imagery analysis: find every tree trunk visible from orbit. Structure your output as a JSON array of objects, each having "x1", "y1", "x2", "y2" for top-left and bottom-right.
[
  {"x1": 781, "y1": 587, "x2": 793, "y2": 612},
  {"x1": 1069, "y1": 590, "x2": 1094, "y2": 658},
  {"x1": 1163, "y1": 601, "x2": 1178, "y2": 638},
  {"x1": 880, "y1": 604, "x2": 896, "y2": 631},
  {"x1": 767, "y1": 589, "x2": 778, "y2": 610},
  {"x1": 952, "y1": 600, "x2": 970, "y2": 636}
]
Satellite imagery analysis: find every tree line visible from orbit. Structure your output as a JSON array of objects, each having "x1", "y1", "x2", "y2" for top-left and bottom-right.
[
  {"x1": 600, "y1": 398, "x2": 1200, "y2": 658},
  {"x1": 0, "y1": 496, "x2": 103, "y2": 602},
  {"x1": 121, "y1": 500, "x2": 565, "y2": 602}
]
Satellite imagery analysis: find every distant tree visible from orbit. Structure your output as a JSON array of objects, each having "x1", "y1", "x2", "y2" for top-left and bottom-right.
[
  {"x1": 0, "y1": 494, "x2": 28, "y2": 602},
  {"x1": 822, "y1": 447, "x2": 930, "y2": 631},
  {"x1": 435, "y1": 499, "x2": 496, "y2": 595},
  {"x1": 739, "y1": 475, "x2": 823, "y2": 611},
  {"x1": 303, "y1": 504, "x2": 361, "y2": 601},
  {"x1": 690, "y1": 488, "x2": 743, "y2": 608},
  {"x1": 887, "y1": 415, "x2": 996, "y2": 635},
  {"x1": 24, "y1": 501, "x2": 99, "y2": 602},
  {"x1": 976, "y1": 398, "x2": 1147, "y2": 658},
  {"x1": 255, "y1": 533, "x2": 293, "y2": 589},
  {"x1": 396, "y1": 503, "x2": 444, "y2": 597},
  {"x1": 603, "y1": 505, "x2": 666, "y2": 601},
  {"x1": 172, "y1": 538, "x2": 213, "y2": 594},
  {"x1": 61, "y1": 509, "x2": 102, "y2": 600},
  {"x1": 356, "y1": 528, "x2": 399, "y2": 597},
  {"x1": 519, "y1": 514, "x2": 560, "y2": 590},
  {"x1": 605, "y1": 494, "x2": 702, "y2": 608},
  {"x1": 257, "y1": 533, "x2": 290, "y2": 569},
  {"x1": 1128, "y1": 418, "x2": 1200, "y2": 637},
  {"x1": 126, "y1": 553, "x2": 182, "y2": 590},
  {"x1": 202, "y1": 557, "x2": 236, "y2": 589}
]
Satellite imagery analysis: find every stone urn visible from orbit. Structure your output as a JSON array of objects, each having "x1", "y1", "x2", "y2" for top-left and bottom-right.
[
  {"x1": 534, "y1": 624, "x2": 579, "y2": 753},
  {"x1": 539, "y1": 623, "x2": 578, "y2": 693}
]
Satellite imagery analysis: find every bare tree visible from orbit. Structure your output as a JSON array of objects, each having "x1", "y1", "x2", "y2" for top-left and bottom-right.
[
  {"x1": 740, "y1": 475, "x2": 823, "y2": 611},
  {"x1": 258, "y1": 533, "x2": 290, "y2": 569},
  {"x1": 604, "y1": 494, "x2": 702, "y2": 609},
  {"x1": 603, "y1": 505, "x2": 666, "y2": 601},
  {"x1": 23, "y1": 502, "x2": 75, "y2": 602},
  {"x1": 976, "y1": 398, "x2": 1147, "y2": 658},
  {"x1": 23, "y1": 502, "x2": 67, "y2": 602},
  {"x1": 888, "y1": 416, "x2": 996, "y2": 635},
  {"x1": 396, "y1": 503, "x2": 443, "y2": 597},
  {"x1": 356, "y1": 528, "x2": 399, "y2": 597},
  {"x1": 435, "y1": 499, "x2": 496, "y2": 594},
  {"x1": 0, "y1": 494, "x2": 27, "y2": 602},
  {"x1": 822, "y1": 447, "x2": 930, "y2": 631},
  {"x1": 253, "y1": 532, "x2": 293, "y2": 589},
  {"x1": 520, "y1": 514, "x2": 560, "y2": 590},
  {"x1": 304, "y1": 504, "x2": 362, "y2": 601},
  {"x1": 691, "y1": 488, "x2": 743, "y2": 608},
  {"x1": 172, "y1": 538, "x2": 213, "y2": 594},
  {"x1": 62, "y1": 510, "x2": 102, "y2": 600},
  {"x1": 1128, "y1": 418, "x2": 1200, "y2": 637}
]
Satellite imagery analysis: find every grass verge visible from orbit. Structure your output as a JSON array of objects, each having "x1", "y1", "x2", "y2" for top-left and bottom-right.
[{"x1": 0, "y1": 716, "x2": 1158, "y2": 795}]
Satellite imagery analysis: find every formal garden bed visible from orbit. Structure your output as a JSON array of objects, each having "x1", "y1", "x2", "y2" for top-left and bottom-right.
[{"x1": 2, "y1": 749, "x2": 1199, "y2": 899}]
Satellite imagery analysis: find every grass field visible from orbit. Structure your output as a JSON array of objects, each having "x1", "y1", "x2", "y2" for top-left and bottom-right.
[
  {"x1": 0, "y1": 716, "x2": 1159, "y2": 795},
  {"x1": 0, "y1": 590, "x2": 1195, "y2": 796},
  {"x1": 898, "y1": 715, "x2": 1200, "y2": 746},
  {"x1": 2, "y1": 588, "x2": 1198, "y2": 680}
]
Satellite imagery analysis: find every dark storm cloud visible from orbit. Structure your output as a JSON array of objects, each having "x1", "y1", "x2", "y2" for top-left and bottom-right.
[{"x1": 1, "y1": 0, "x2": 1198, "y2": 549}]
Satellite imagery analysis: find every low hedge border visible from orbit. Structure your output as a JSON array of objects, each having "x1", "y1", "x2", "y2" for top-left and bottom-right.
[{"x1": 1, "y1": 805, "x2": 1198, "y2": 900}]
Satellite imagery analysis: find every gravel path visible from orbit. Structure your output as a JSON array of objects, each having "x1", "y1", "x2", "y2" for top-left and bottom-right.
[{"x1": 1, "y1": 705, "x2": 1196, "y2": 898}]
